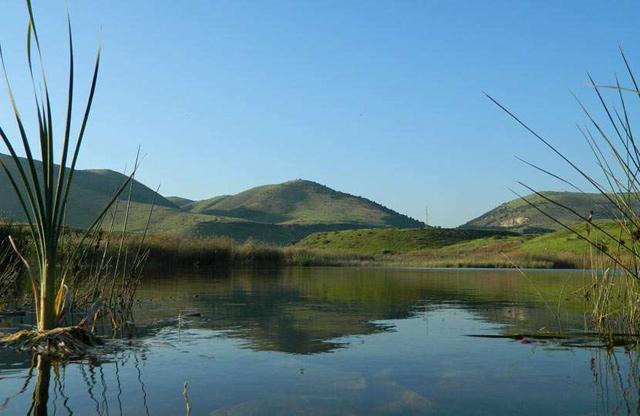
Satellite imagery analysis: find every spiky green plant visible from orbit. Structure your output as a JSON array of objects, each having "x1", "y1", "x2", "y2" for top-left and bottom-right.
[
  {"x1": 0, "y1": 2, "x2": 132, "y2": 332},
  {"x1": 488, "y1": 49, "x2": 640, "y2": 337}
]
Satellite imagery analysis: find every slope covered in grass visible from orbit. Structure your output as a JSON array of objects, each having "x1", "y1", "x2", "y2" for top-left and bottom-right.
[
  {"x1": 187, "y1": 179, "x2": 421, "y2": 227},
  {"x1": 296, "y1": 221, "x2": 630, "y2": 268},
  {"x1": 426, "y1": 223, "x2": 615, "y2": 268},
  {"x1": 0, "y1": 155, "x2": 421, "y2": 244},
  {"x1": 462, "y1": 191, "x2": 640, "y2": 233},
  {"x1": 295, "y1": 227, "x2": 518, "y2": 255},
  {"x1": 166, "y1": 196, "x2": 194, "y2": 208},
  {"x1": 0, "y1": 153, "x2": 176, "y2": 228}
]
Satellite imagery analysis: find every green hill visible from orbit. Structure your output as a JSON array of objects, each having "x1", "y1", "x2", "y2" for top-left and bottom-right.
[
  {"x1": 0, "y1": 155, "x2": 421, "y2": 244},
  {"x1": 0, "y1": 153, "x2": 177, "y2": 228},
  {"x1": 187, "y1": 179, "x2": 421, "y2": 227},
  {"x1": 295, "y1": 227, "x2": 517, "y2": 255},
  {"x1": 166, "y1": 196, "x2": 194, "y2": 208},
  {"x1": 185, "y1": 195, "x2": 231, "y2": 211},
  {"x1": 461, "y1": 191, "x2": 637, "y2": 233},
  {"x1": 295, "y1": 222, "x2": 622, "y2": 268}
]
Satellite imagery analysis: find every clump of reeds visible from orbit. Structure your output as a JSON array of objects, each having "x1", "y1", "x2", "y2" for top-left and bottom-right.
[
  {"x1": 0, "y1": 1, "x2": 139, "y2": 351},
  {"x1": 3, "y1": 326, "x2": 102, "y2": 357},
  {"x1": 111, "y1": 234, "x2": 372, "y2": 269},
  {"x1": 488, "y1": 49, "x2": 640, "y2": 341}
]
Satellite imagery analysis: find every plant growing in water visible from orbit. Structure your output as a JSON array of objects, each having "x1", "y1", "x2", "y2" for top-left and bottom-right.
[
  {"x1": 488, "y1": 50, "x2": 640, "y2": 341},
  {"x1": 0, "y1": 1, "x2": 134, "y2": 340}
]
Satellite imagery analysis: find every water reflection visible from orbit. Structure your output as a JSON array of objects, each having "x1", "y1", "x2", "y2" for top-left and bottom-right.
[
  {"x1": 0, "y1": 346, "x2": 153, "y2": 415},
  {"x1": 2, "y1": 345, "x2": 637, "y2": 415},
  {"x1": 131, "y1": 267, "x2": 591, "y2": 354},
  {"x1": 0, "y1": 267, "x2": 638, "y2": 415},
  {"x1": 29, "y1": 355, "x2": 49, "y2": 416},
  {"x1": 591, "y1": 349, "x2": 640, "y2": 415}
]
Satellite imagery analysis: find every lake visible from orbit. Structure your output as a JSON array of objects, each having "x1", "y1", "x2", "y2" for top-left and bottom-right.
[{"x1": 0, "y1": 267, "x2": 638, "y2": 415}]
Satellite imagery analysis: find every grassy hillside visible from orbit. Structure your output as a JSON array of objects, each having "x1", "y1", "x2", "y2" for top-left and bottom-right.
[
  {"x1": 186, "y1": 195, "x2": 231, "y2": 211},
  {"x1": 426, "y1": 221, "x2": 621, "y2": 268},
  {"x1": 166, "y1": 196, "x2": 194, "y2": 208},
  {"x1": 0, "y1": 155, "x2": 421, "y2": 244},
  {"x1": 129, "y1": 178, "x2": 425, "y2": 244},
  {"x1": 296, "y1": 227, "x2": 518, "y2": 255},
  {"x1": 187, "y1": 179, "x2": 421, "y2": 227},
  {"x1": 462, "y1": 191, "x2": 639, "y2": 233},
  {"x1": 296, "y1": 222, "x2": 627, "y2": 268},
  {"x1": 0, "y1": 153, "x2": 176, "y2": 228}
]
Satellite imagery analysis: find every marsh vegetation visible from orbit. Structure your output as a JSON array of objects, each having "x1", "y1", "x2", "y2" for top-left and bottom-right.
[
  {"x1": 487, "y1": 51, "x2": 640, "y2": 342},
  {"x1": 0, "y1": 1, "x2": 639, "y2": 415},
  {"x1": 0, "y1": 1, "x2": 147, "y2": 359}
]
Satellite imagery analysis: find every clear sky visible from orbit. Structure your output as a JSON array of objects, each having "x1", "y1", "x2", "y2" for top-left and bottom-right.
[{"x1": 0, "y1": 1, "x2": 638, "y2": 226}]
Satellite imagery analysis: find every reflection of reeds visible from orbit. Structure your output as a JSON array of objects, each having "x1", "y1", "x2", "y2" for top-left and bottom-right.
[
  {"x1": 590, "y1": 348, "x2": 639, "y2": 415},
  {"x1": 488, "y1": 50, "x2": 640, "y2": 339},
  {"x1": 28, "y1": 354, "x2": 51, "y2": 416},
  {"x1": 1, "y1": 346, "x2": 154, "y2": 415},
  {"x1": 183, "y1": 382, "x2": 192, "y2": 416}
]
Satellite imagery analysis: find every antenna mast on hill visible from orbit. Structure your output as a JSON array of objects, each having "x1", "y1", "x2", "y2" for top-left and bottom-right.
[{"x1": 425, "y1": 206, "x2": 429, "y2": 227}]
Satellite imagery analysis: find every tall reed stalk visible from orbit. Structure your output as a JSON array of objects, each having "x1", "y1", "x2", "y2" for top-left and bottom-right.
[
  {"x1": 488, "y1": 50, "x2": 640, "y2": 337},
  {"x1": 0, "y1": 1, "x2": 133, "y2": 332},
  {"x1": 0, "y1": 226, "x2": 22, "y2": 304}
]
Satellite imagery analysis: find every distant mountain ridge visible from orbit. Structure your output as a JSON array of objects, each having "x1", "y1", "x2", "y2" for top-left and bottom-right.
[
  {"x1": 0, "y1": 154, "x2": 421, "y2": 244},
  {"x1": 462, "y1": 191, "x2": 638, "y2": 233}
]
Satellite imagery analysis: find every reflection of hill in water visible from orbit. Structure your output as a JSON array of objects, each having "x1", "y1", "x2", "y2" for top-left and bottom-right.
[
  {"x1": 1, "y1": 268, "x2": 634, "y2": 415},
  {"x1": 133, "y1": 267, "x2": 591, "y2": 354}
]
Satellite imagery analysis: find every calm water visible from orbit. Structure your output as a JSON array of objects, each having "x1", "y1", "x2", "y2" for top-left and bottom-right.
[{"x1": 0, "y1": 267, "x2": 638, "y2": 415}]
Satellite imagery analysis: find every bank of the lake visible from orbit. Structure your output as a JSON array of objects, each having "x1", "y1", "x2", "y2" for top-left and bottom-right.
[{"x1": 0, "y1": 222, "x2": 609, "y2": 271}]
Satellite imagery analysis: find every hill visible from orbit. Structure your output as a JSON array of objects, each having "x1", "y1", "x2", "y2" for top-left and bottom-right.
[
  {"x1": 461, "y1": 191, "x2": 638, "y2": 233},
  {"x1": 0, "y1": 155, "x2": 421, "y2": 244},
  {"x1": 0, "y1": 153, "x2": 177, "y2": 228},
  {"x1": 186, "y1": 179, "x2": 421, "y2": 227},
  {"x1": 166, "y1": 196, "x2": 194, "y2": 208},
  {"x1": 296, "y1": 227, "x2": 518, "y2": 255},
  {"x1": 296, "y1": 221, "x2": 620, "y2": 268}
]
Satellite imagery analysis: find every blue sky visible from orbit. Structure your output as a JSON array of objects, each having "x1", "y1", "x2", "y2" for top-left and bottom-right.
[{"x1": 0, "y1": 1, "x2": 638, "y2": 226}]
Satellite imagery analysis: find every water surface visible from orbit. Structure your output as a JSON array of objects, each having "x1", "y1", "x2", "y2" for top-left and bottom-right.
[{"x1": 1, "y1": 267, "x2": 638, "y2": 415}]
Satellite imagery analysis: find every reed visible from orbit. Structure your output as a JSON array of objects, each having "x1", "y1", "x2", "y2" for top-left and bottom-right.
[
  {"x1": 488, "y1": 49, "x2": 640, "y2": 338},
  {"x1": 108, "y1": 234, "x2": 373, "y2": 269},
  {"x1": 0, "y1": 226, "x2": 22, "y2": 304},
  {"x1": 0, "y1": 1, "x2": 134, "y2": 334}
]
